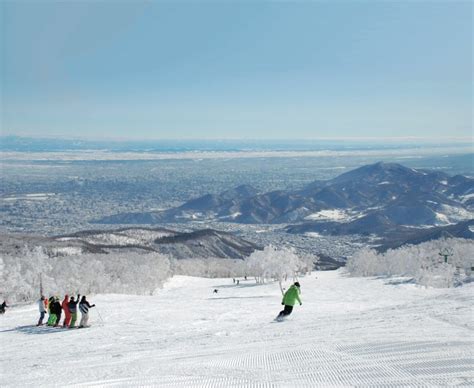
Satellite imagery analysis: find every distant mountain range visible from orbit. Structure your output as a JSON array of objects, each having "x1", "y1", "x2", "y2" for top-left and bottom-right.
[
  {"x1": 94, "y1": 162, "x2": 474, "y2": 239},
  {"x1": 0, "y1": 227, "x2": 261, "y2": 260}
]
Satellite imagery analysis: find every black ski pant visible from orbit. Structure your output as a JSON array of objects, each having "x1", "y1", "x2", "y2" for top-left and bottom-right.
[
  {"x1": 278, "y1": 305, "x2": 293, "y2": 318},
  {"x1": 54, "y1": 312, "x2": 62, "y2": 325}
]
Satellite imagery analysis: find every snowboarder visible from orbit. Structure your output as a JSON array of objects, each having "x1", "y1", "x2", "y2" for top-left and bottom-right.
[
  {"x1": 62, "y1": 295, "x2": 71, "y2": 327},
  {"x1": 37, "y1": 296, "x2": 46, "y2": 326},
  {"x1": 79, "y1": 296, "x2": 95, "y2": 328},
  {"x1": 0, "y1": 300, "x2": 8, "y2": 314},
  {"x1": 68, "y1": 294, "x2": 81, "y2": 328},
  {"x1": 213, "y1": 289, "x2": 219, "y2": 294},
  {"x1": 276, "y1": 282, "x2": 302, "y2": 321}
]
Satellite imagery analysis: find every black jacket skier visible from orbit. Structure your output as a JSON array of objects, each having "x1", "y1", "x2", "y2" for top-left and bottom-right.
[
  {"x1": 51, "y1": 298, "x2": 62, "y2": 325},
  {"x1": 68, "y1": 295, "x2": 81, "y2": 313}
]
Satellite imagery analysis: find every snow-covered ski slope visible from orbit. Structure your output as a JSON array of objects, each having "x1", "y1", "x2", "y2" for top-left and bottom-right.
[{"x1": 1, "y1": 270, "x2": 473, "y2": 387}]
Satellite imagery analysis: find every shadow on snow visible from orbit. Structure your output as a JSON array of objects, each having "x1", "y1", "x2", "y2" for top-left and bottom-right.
[{"x1": 0, "y1": 325, "x2": 71, "y2": 335}]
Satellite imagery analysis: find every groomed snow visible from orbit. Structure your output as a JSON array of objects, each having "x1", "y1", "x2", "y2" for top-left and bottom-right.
[{"x1": 1, "y1": 270, "x2": 473, "y2": 387}]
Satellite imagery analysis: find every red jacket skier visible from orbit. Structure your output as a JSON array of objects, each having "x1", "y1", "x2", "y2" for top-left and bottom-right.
[{"x1": 62, "y1": 295, "x2": 71, "y2": 327}]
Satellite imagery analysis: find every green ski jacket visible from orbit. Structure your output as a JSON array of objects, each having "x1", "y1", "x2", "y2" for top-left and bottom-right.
[{"x1": 282, "y1": 285, "x2": 301, "y2": 306}]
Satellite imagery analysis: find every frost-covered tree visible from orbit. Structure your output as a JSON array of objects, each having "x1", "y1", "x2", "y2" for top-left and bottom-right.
[
  {"x1": 294, "y1": 251, "x2": 318, "y2": 275},
  {"x1": 346, "y1": 238, "x2": 474, "y2": 288},
  {"x1": 0, "y1": 246, "x2": 52, "y2": 302},
  {"x1": 1, "y1": 248, "x2": 172, "y2": 303},
  {"x1": 245, "y1": 245, "x2": 310, "y2": 285},
  {"x1": 345, "y1": 248, "x2": 381, "y2": 277}
]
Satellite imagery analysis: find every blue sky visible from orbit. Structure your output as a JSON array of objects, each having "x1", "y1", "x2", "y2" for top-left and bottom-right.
[{"x1": 1, "y1": 1, "x2": 472, "y2": 140}]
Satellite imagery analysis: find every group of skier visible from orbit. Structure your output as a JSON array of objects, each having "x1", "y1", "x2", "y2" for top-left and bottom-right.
[
  {"x1": 3, "y1": 281, "x2": 299, "y2": 329},
  {"x1": 38, "y1": 294, "x2": 95, "y2": 329}
]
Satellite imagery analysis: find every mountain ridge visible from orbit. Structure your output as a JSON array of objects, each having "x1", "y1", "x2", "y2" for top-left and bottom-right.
[
  {"x1": 93, "y1": 162, "x2": 474, "y2": 234},
  {"x1": 0, "y1": 227, "x2": 262, "y2": 260}
]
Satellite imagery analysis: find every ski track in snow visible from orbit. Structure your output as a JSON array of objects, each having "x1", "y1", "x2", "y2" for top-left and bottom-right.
[{"x1": 1, "y1": 270, "x2": 473, "y2": 387}]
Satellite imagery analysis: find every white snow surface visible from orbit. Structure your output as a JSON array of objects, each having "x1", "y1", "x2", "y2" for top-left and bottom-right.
[
  {"x1": 435, "y1": 212, "x2": 450, "y2": 224},
  {"x1": 305, "y1": 209, "x2": 352, "y2": 221},
  {"x1": 59, "y1": 230, "x2": 174, "y2": 246},
  {"x1": 1, "y1": 193, "x2": 56, "y2": 202},
  {"x1": 440, "y1": 204, "x2": 474, "y2": 223},
  {"x1": 461, "y1": 193, "x2": 474, "y2": 203},
  {"x1": 305, "y1": 232, "x2": 323, "y2": 238},
  {"x1": 1, "y1": 270, "x2": 473, "y2": 387},
  {"x1": 50, "y1": 247, "x2": 83, "y2": 256}
]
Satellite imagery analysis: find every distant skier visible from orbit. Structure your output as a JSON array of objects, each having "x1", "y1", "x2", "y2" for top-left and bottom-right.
[
  {"x1": 68, "y1": 294, "x2": 81, "y2": 328},
  {"x1": 62, "y1": 295, "x2": 71, "y2": 327},
  {"x1": 213, "y1": 289, "x2": 219, "y2": 294},
  {"x1": 79, "y1": 296, "x2": 95, "y2": 328},
  {"x1": 0, "y1": 300, "x2": 8, "y2": 314},
  {"x1": 276, "y1": 282, "x2": 302, "y2": 321}
]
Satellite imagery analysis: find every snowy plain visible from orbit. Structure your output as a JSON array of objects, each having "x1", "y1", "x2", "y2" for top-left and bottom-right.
[{"x1": 1, "y1": 270, "x2": 473, "y2": 387}]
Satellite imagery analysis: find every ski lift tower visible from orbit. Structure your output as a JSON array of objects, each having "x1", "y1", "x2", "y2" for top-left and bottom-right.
[{"x1": 439, "y1": 247, "x2": 454, "y2": 264}]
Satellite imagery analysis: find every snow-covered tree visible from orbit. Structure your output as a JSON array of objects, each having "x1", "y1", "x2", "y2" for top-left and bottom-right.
[
  {"x1": 0, "y1": 246, "x2": 52, "y2": 302},
  {"x1": 346, "y1": 238, "x2": 474, "y2": 288},
  {"x1": 345, "y1": 248, "x2": 381, "y2": 277},
  {"x1": 245, "y1": 245, "x2": 310, "y2": 284},
  {"x1": 1, "y1": 248, "x2": 172, "y2": 302}
]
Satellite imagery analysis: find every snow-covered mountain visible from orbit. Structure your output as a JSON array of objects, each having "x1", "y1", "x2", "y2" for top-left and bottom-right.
[
  {"x1": 0, "y1": 227, "x2": 261, "y2": 260},
  {"x1": 94, "y1": 162, "x2": 474, "y2": 231}
]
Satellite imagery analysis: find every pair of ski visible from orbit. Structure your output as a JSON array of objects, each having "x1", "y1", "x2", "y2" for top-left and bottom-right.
[{"x1": 36, "y1": 324, "x2": 89, "y2": 329}]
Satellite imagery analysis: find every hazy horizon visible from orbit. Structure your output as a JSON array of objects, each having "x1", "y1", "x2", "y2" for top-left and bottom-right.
[{"x1": 1, "y1": 134, "x2": 472, "y2": 143}]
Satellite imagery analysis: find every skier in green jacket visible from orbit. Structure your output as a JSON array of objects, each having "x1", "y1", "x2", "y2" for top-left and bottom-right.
[{"x1": 276, "y1": 282, "x2": 302, "y2": 321}]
